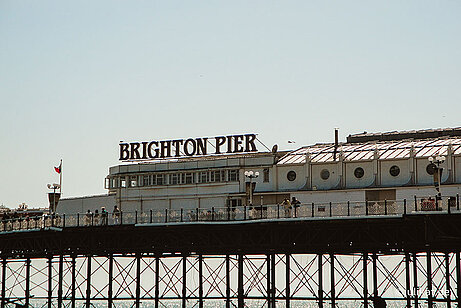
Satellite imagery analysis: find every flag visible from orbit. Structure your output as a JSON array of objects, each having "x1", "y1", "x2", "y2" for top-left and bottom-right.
[{"x1": 54, "y1": 162, "x2": 61, "y2": 174}]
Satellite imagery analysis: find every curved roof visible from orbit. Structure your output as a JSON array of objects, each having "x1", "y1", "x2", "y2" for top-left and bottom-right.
[{"x1": 277, "y1": 137, "x2": 461, "y2": 165}]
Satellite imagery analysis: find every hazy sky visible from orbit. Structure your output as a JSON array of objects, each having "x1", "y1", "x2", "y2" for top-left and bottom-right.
[{"x1": 1, "y1": 1, "x2": 460, "y2": 208}]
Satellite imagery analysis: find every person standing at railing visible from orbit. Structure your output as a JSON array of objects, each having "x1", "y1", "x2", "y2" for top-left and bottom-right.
[
  {"x1": 42, "y1": 214, "x2": 51, "y2": 228},
  {"x1": 112, "y1": 205, "x2": 120, "y2": 224},
  {"x1": 291, "y1": 197, "x2": 301, "y2": 216},
  {"x1": 85, "y1": 210, "x2": 92, "y2": 226},
  {"x1": 101, "y1": 207, "x2": 108, "y2": 226},
  {"x1": 281, "y1": 199, "x2": 292, "y2": 218},
  {"x1": 94, "y1": 209, "x2": 100, "y2": 225}
]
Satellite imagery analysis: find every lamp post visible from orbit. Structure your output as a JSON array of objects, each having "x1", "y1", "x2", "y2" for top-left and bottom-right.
[
  {"x1": 244, "y1": 171, "x2": 259, "y2": 206},
  {"x1": 428, "y1": 155, "x2": 445, "y2": 206}
]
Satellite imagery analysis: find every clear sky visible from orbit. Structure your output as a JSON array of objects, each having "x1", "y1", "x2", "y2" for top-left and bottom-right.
[{"x1": 1, "y1": 1, "x2": 460, "y2": 209}]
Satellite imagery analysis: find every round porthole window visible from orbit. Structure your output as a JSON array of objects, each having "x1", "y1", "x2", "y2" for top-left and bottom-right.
[
  {"x1": 320, "y1": 169, "x2": 330, "y2": 180},
  {"x1": 389, "y1": 165, "x2": 400, "y2": 177},
  {"x1": 426, "y1": 163, "x2": 437, "y2": 175},
  {"x1": 287, "y1": 171, "x2": 296, "y2": 181},
  {"x1": 354, "y1": 167, "x2": 364, "y2": 179}
]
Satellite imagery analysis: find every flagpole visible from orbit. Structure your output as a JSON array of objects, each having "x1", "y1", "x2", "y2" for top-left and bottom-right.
[{"x1": 60, "y1": 159, "x2": 62, "y2": 195}]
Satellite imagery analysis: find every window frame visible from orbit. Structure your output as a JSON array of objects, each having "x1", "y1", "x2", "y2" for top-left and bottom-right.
[
  {"x1": 228, "y1": 169, "x2": 239, "y2": 182},
  {"x1": 182, "y1": 172, "x2": 194, "y2": 184},
  {"x1": 263, "y1": 168, "x2": 270, "y2": 182}
]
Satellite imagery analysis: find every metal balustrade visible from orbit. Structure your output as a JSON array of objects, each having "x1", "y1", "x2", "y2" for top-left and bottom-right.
[{"x1": 0, "y1": 195, "x2": 459, "y2": 232}]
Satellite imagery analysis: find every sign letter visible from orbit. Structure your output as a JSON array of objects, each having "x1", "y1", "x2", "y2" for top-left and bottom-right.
[
  {"x1": 215, "y1": 136, "x2": 226, "y2": 154},
  {"x1": 184, "y1": 139, "x2": 197, "y2": 156},
  {"x1": 196, "y1": 138, "x2": 207, "y2": 155},
  {"x1": 148, "y1": 141, "x2": 159, "y2": 159},
  {"x1": 119, "y1": 143, "x2": 130, "y2": 160},
  {"x1": 233, "y1": 135, "x2": 244, "y2": 153},
  {"x1": 160, "y1": 141, "x2": 172, "y2": 158},
  {"x1": 172, "y1": 139, "x2": 184, "y2": 157},
  {"x1": 130, "y1": 143, "x2": 141, "y2": 159},
  {"x1": 245, "y1": 134, "x2": 257, "y2": 152}
]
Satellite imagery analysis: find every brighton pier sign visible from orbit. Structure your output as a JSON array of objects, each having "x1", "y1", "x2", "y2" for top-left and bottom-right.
[{"x1": 120, "y1": 134, "x2": 258, "y2": 161}]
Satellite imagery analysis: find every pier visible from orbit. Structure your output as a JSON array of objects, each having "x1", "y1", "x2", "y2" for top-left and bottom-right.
[{"x1": 1, "y1": 198, "x2": 461, "y2": 307}]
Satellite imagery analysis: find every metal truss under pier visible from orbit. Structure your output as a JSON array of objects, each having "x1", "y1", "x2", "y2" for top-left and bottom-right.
[{"x1": 2, "y1": 213, "x2": 461, "y2": 307}]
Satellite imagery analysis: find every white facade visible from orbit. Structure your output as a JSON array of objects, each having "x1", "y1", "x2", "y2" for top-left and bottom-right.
[{"x1": 57, "y1": 194, "x2": 116, "y2": 215}]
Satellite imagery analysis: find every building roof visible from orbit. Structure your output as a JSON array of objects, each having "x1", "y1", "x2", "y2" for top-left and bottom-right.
[
  {"x1": 277, "y1": 137, "x2": 461, "y2": 165},
  {"x1": 347, "y1": 127, "x2": 461, "y2": 143}
]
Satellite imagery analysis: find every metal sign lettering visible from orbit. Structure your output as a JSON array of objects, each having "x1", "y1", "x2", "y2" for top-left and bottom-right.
[{"x1": 119, "y1": 134, "x2": 258, "y2": 161}]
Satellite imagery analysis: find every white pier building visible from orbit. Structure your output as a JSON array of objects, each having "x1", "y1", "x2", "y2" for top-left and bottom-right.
[{"x1": 57, "y1": 128, "x2": 461, "y2": 215}]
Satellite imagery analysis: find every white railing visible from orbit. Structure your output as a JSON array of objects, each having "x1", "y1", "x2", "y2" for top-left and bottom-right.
[{"x1": 0, "y1": 196, "x2": 459, "y2": 232}]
